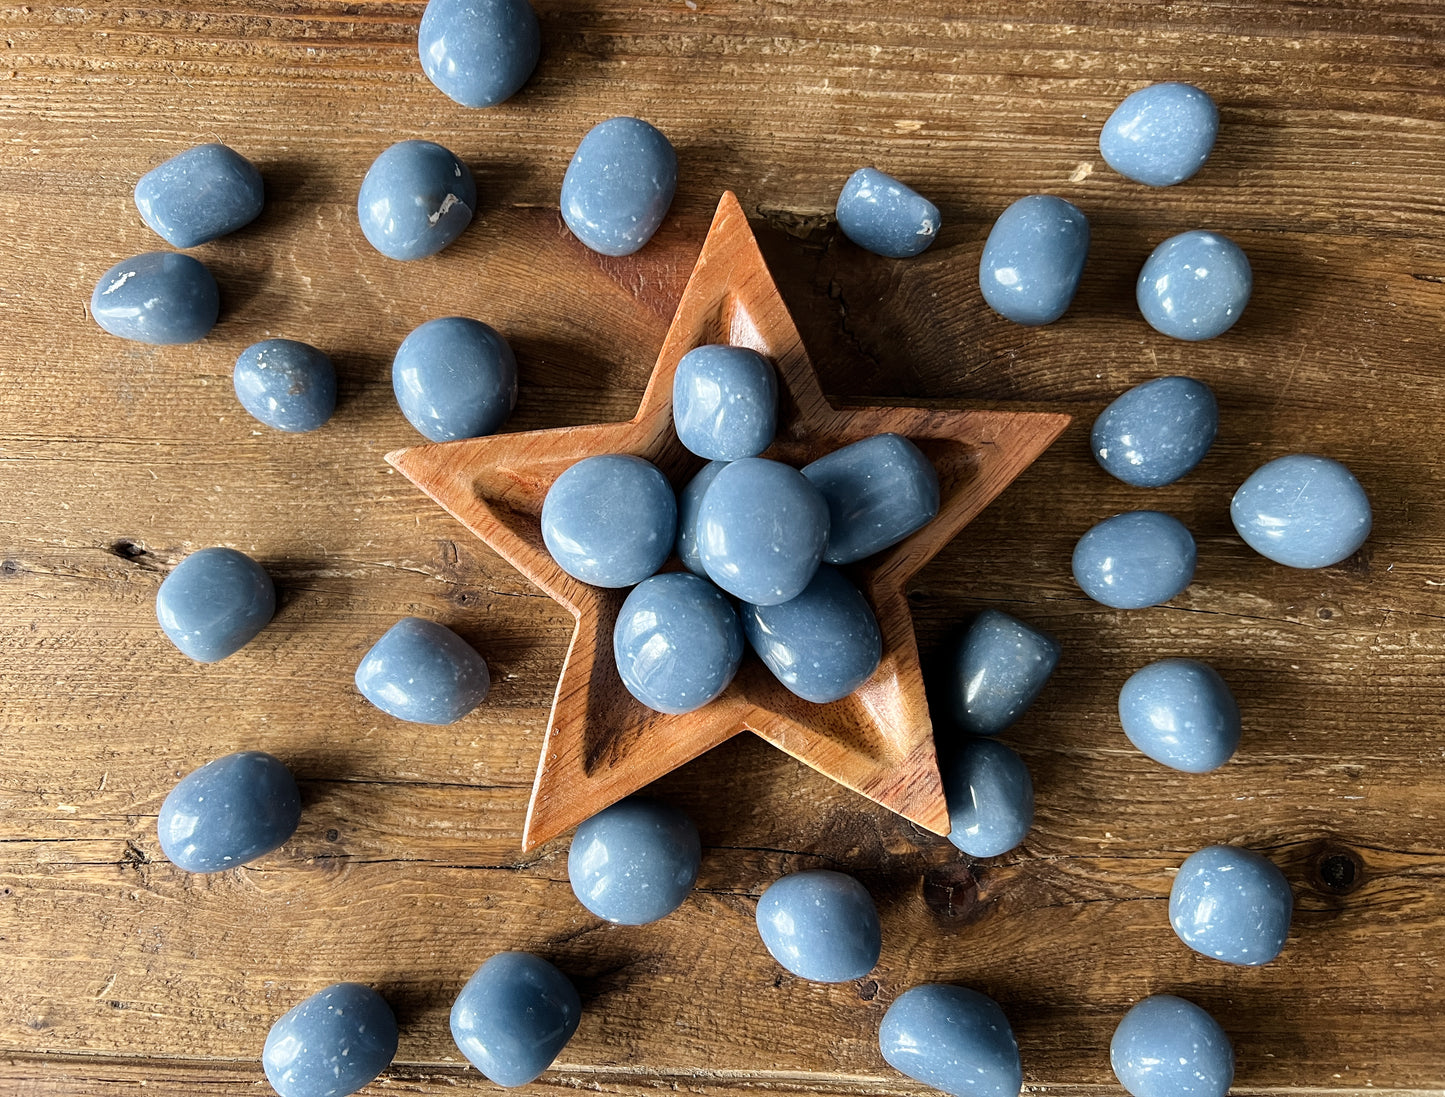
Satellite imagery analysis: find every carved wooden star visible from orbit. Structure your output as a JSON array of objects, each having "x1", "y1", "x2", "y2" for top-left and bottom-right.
[{"x1": 388, "y1": 191, "x2": 1070, "y2": 851}]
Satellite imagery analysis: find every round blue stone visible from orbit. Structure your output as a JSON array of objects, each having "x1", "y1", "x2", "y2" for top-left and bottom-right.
[
  {"x1": 676, "y1": 460, "x2": 727, "y2": 577},
  {"x1": 942, "y1": 738, "x2": 1034, "y2": 858},
  {"x1": 1100, "y1": 83, "x2": 1220, "y2": 187},
  {"x1": 1169, "y1": 845, "x2": 1293, "y2": 966},
  {"x1": 1119, "y1": 659, "x2": 1240, "y2": 774},
  {"x1": 1111, "y1": 994, "x2": 1234, "y2": 1097},
  {"x1": 755, "y1": 869, "x2": 881, "y2": 983},
  {"x1": 1072, "y1": 511, "x2": 1196, "y2": 610},
  {"x1": 672, "y1": 345, "x2": 778, "y2": 461},
  {"x1": 613, "y1": 573, "x2": 743, "y2": 714},
  {"x1": 802, "y1": 433, "x2": 939, "y2": 565},
  {"x1": 879, "y1": 984, "x2": 1022, "y2": 1097},
  {"x1": 450, "y1": 952, "x2": 581, "y2": 1088},
  {"x1": 392, "y1": 316, "x2": 518, "y2": 442},
  {"x1": 157, "y1": 750, "x2": 301, "y2": 873},
  {"x1": 560, "y1": 117, "x2": 677, "y2": 257},
  {"x1": 355, "y1": 617, "x2": 490, "y2": 725},
  {"x1": 542, "y1": 454, "x2": 676, "y2": 588},
  {"x1": 263, "y1": 983, "x2": 399, "y2": 1097},
  {"x1": 134, "y1": 142, "x2": 265, "y2": 249},
  {"x1": 156, "y1": 546, "x2": 275, "y2": 662},
  {"x1": 946, "y1": 609, "x2": 1060, "y2": 736},
  {"x1": 1092, "y1": 376, "x2": 1218, "y2": 487},
  {"x1": 418, "y1": 0, "x2": 540, "y2": 108},
  {"x1": 233, "y1": 339, "x2": 337, "y2": 433},
  {"x1": 1230, "y1": 454, "x2": 1371, "y2": 568},
  {"x1": 358, "y1": 140, "x2": 476, "y2": 261},
  {"x1": 90, "y1": 252, "x2": 219, "y2": 345},
  {"x1": 568, "y1": 797, "x2": 701, "y2": 925},
  {"x1": 979, "y1": 194, "x2": 1090, "y2": 326},
  {"x1": 1137, "y1": 230, "x2": 1251, "y2": 341},
  {"x1": 834, "y1": 167, "x2": 941, "y2": 259}
]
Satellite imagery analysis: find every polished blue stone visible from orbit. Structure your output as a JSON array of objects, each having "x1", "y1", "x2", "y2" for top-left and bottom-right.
[
  {"x1": 879, "y1": 984, "x2": 1022, "y2": 1097},
  {"x1": 835, "y1": 167, "x2": 941, "y2": 259},
  {"x1": 157, "y1": 750, "x2": 300, "y2": 873},
  {"x1": 1072, "y1": 511, "x2": 1196, "y2": 610},
  {"x1": 1100, "y1": 83, "x2": 1220, "y2": 187},
  {"x1": 1111, "y1": 994, "x2": 1234, "y2": 1097},
  {"x1": 676, "y1": 460, "x2": 727, "y2": 577},
  {"x1": 741, "y1": 565, "x2": 881, "y2": 704},
  {"x1": 568, "y1": 797, "x2": 701, "y2": 924},
  {"x1": 1169, "y1": 845, "x2": 1293, "y2": 966},
  {"x1": 803, "y1": 433, "x2": 939, "y2": 565},
  {"x1": 450, "y1": 952, "x2": 581, "y2": 1087},
  {"x1": 561, "y1": 117, "x2": 677, "y2": 257},
  {"x1": 263, "y1": 983, "x2": 399, "y2": 1097},
  {"x1": 233, "y1": 339, "x2": 337, "y2": 433},
  {"x1": 392, "y1": 316, "x2": 518, "y2": 442},
  {"x1": 1119, "y1": 659, "x2": 1240, "y2": 774},
  {"x1": 672, "y1": 345, "x2": 777, "y2": 461},
  {"x1": 698, "y1": 457, "x2": 829, "y2": 606},
  {"x1": 755, "y1": 869, "x2": 881, "y2": 983},
  {"x1": 942, "y1": 738, "x2": 1034, "y2": 858},
  {"x1": 355, "y1": 617, "x2": 490, "y2": 725},
  {"x1": 1230, "y1": 454, "x2": 1372, "y2": 568},
  {"x1": 979, "y1": 194, "x2": 1090, "y2": 326},
  {"x1": 156, "y1": 546, "x2": 275, "y2": 662},
  {"x1": 946, "y1": 609, "x2": 1059, "y2": 735},
  {"x1": 1092, "y1": 376, "x2": 1218, "y2": 487},
  {"x1": 418, "y1": 0, "x2": 540, "y2": 108},
  {"x1": 1137, "y1": 231, "x2": 1251, "y2": 341},
  {"x1": 90, "y1": 252, "x2": 219, "y2": 345},
  {"x1": 613, "y1": 573, "x2": 743, "y2": 714},
  {"x1": 358, "y1": 140, "x2": 476, "y2": 260},
  {"x1": 542, "y1": 455, "x2": 676, "y2": 588},
  {"x1": 134, "y1": 143, "x2": 265, "y2": 248}
]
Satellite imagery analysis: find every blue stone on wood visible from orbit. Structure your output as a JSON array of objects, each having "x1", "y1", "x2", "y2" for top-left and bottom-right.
[
  {"x1": 156, "y1": 546, "x2": 275, "y2": 662},
  {"x1": 672, "y1": 344, "x2": 778, "y2": 461},
  {"x1": 879, "y1": 984, "x2": 1022, "y2": 1097},
  {"x1": 1169, "y1": 845, "x2": 1293, "y2": 966},
  {"x1": 450, "y1": 952, "x2": 581, "y2": 1088},
  {"x1": 358, "y1": 140, "x2": 476, "y2": 261},
  {"x1": 835, "y1": 167, "x2": 941, "y2": 258},
  {"x1": 560, "y1": 117, "x2": 677, "y2": 257},
  {"x1": 1118, "y1": 659, "x2": 1240, "y2": 774},
  {"x1": 568, "y1": 797, "x2": 701, "y2": 924},
  {"x1": 613, "y1": 573, "x2": 743, "y2": 714},
  {"x1": 1137, "y1": 231, "x2": 1251, "y2": 341},
  {"x1": 542, "y1": 454, "x2": 677, "y2": 588},
  {"x1": 1072, "y1": 511, "x2": 1196, "y2": 610},
  {"x1": 755, "y1": 869, "x2": 881, "y2": 983},
  {"x1": 157, "y1": 750, "x2": 301, "y2": 873},
  {"x1": 1230, "y1": 454, "x2": 1371, "y2": 568},
  {"x1": 134, "y1": 143, "x2": 265, "y2": 248},
  {"x1": 418, "y1": 0, "x2": 540, "y2": 108},
  {"x1": 676, "y1": 460, "x2": 727, "y2": 577},
  {"x1": 942, "y1": 738, "x2": 1034, "y2": 858},
  {"x1": 1092, "y1": 376, "x2": 1218, "y2": 487},
  {"x1": 355, "y1": 617, "x2": 490, "y2": 725},
  {"x1": 233, "y1": 339, "x2": 337, "y2": 433},
  {"x1": 1100, "y1": 83, "x2": 1220, "y2": 187},
  {"x1": 979, "y1": 194, "x2": 1090, "y2": 326},
  {"x1": 946, "y1": 609, "x2": 1060, "y2": 735},
  {"x1": 803, "y1": 433, "x2": 939, "y2": 565},
  {"x1": 392, "y1": 316, "x2": 518, "y2": 442},
  {"x1": 263, "y1": 983, "x2": 399, "y2": 1097},
  {"x1": 90, "y1": 252, "x2": 219, "y2": 345},
  {"x1": 1111, "y1": 994, "x2": 1234, "y2": 1097}
]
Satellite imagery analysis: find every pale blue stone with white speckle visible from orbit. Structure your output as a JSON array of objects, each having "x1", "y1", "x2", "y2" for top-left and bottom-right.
[
  {"x1": 1118, "y1": 659, "x2": 1240, "y2": 774},
  {"x1": 234, "y1": 339, "x2": 337, "y2": 433},
  {"x1": 418, "y1": 0, "x2": 540, "y2": 108},
  {"x1": 354, "y1": 617, "x2": 490, "y2": 725},
  {"x1": 755, "y1": 869, "x2": 881, "y2": 983},
  {"x1": 90, "y1": 252, "x2": 220, "y2": 345},
  {"x1": 942, "y1": 737, "x2": 1034, "y2": 858},
  {"x1": 542, "y1": 454, "x2": 677, "y2": 588},
  {"x1": 1169, "y1": 845, "x2": 1293, "y2": 966},
  {"x1": 357, "y1": 140, "x2": 476, "y2": 260},
  {"x1": 135, "y1": 143, "x2": 265, "y2": 248},
  {"x1": 568, "y1": 797, "x2": 701, "y2": 924},
  {"x1": 835, "y1": 167, "x2": 941, "y2": 258},
  {"x1": 561, "y1": 117, "x2": 677, "y2": 256},
  {"x1": 392, "y1": 316, "x2": 518, "y2": 442},
  {"x1": 1092, "y1": 376, "x2": 1218, "y2": 487},
  {"x1": 157, "y1": 750, "x2": 300, "y2": 873},
  {"x1": 1230, "y1": 454, "x2": 1371, "y2": 568},
  {"x1": 947, "y1": 609, "x2": 1060, "y2": 735},
  {"x1": 979, "y1": 194, "x2": 1090, "y2": 326},
  {"x1": 672, "y1": 345, "x2": 777, "y2": 461},
  {"x1": 1111, "y1": 994, "x2": 1234, "y2": 1097},
  {"x1": 450, "y1": 952, "x2": 581, "y2": 1087},
  {"x1": 802, "y1": 433, "x2": 939, "y2": 565},
  {"x1": 156, "y1": 546, "x2": 275, "y2": 662},
  {"x1": 1072, "y1": 511, "x2": 1196, "y2": 610},
  {"x1": 879, "y1": 984, "x2": 1023, "y2": 1097},
  {"x1": 613, "y1": 573, "x2": 743, "y2": 714},
  {"x1": 676, "y1": 460, "x2": 727, "y2": 577},
  {"x1": 263, "y1": 982, "x2": 399, "y2": 1097},
  {"x1": 1137, "y1": 231, "x2": 1251, "y2": 341},
  {"x1": 1100, "y1": 83, "x2": 1220, "y2": 187}
]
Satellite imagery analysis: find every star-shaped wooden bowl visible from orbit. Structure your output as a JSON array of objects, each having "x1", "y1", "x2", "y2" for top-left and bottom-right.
[{"x1": 388, "y1": 191, "x2": 1070, "y2": 851}]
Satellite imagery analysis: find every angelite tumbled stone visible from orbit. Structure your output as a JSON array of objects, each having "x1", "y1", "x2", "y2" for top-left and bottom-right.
[
  {"x1": 157, "y1": 750, "x2": 301, "y2": 873},
  {"x1": 392, "y1": 316, "x2": 518, "y2": 442},
  {"x1": 1119, "y1": 658, "x2": 1240, "y2": 774},
  {"x1": 613, "y1": 573, "x2": 743, "y2": 714},
  {"x1": 676, "y1": 460, "x2": 727, "y2": 577},
  {"x1": 755, "y1": 869, "x2": 881, "y2": 983},
  {"x1": 1137, "y1": 230, "x2": 1251, "y2": 341},
  {"x1": 134, "y1": 143, "x2": 265, "y2": 248},
  {"x1": 90, "y1": 252, "x2": 220, "y2": 345},
  {"x1": 418, "y1": 0, "x2": 540, "y2": 108},
  {"x1": 1170, "y1": 845, "x2": 1293, "y2": 966},
  {"x1": 879, "y1": 984, "x2": 1023, "y2": 1097},
  {"x1": 542, "y1": 454, "x2": 676, "y2": 588},
  {"x1": 156, "y1": 546, "x2": 275, "y2": 662},
  {"x1": 568, "y1": 797, "x2": 701, "y2": 925},
  {"x1": 803, "y1": 433, "x2": 939, "y2": 565},
  {"x1": 560, "y1": 117, "x2": 677, "y2": 257},
  {"x1": 672, "y1": 344, "x2": 778, "y2": 461},
  {"x1": 1111, "y1": 994, "x2": 1234, "y2": 1097},
  {"x1": 1100, "y1": 83, "x2": 1220, "y2": 188},
  {"x1": 979, "y1": 194, "x2": 1090, "y2": 326},
  {"x1": 1092, "y1": 376, "x2": 1218, "y2": 487},
  {"x1": 834, "y1": 167, "x2": 941, "y2": 259},
  {"x1": 233, "y1": 339, "x2": 337, "y2": 433},
  {"x1": 947, "y1": 609, "x2": 1060, "y2": 735},
  {"x1": 1231, "y1": 454, "x2": 1372, "y2": 568},
  {"x1": 450, "y1": 952, "x2": 581, "y2": 1088},
  {"x1": 354, "y1": 617, "x2": 490, "y2": 725},
  {"x1": 357, "y1": 140, "x2": 476, "y2": 260},
  {"x1": 263, "y1": 983, "x2": 399, "y2": 1097},
  {"x1": 1072, "y1": 511, "x2": 1196, "y2": 610},
  {"x1": 942, "y1": 737, "x2": 1034, "y2": 858}
]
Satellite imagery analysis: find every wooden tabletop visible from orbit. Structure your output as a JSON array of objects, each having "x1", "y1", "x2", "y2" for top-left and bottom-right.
[{"x1": 2, "y1": 3, "x2": 1442, "y2": 1095}]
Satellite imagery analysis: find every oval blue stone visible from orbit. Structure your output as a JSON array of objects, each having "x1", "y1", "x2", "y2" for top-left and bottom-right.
[
  {"x1": 157, "y1": 750, "x2": 301, "y2": 873},
  {"x1": 672, "y1": 345, "x2": 777, "y2": 461},
  {"x1": 568, "y1": 797, "x2": 701, "y2": 924},
  {"x1": 755, "y1": 869, "x2": 881, "y2": 983},
  {"x1": 90, "y1": 252, "x2": 219, "y2": 345},
  {"x1": 1230, "y1": 454, "x2": 1371, "y2": 568},
  {"x1": 979, "y1": 194, "x2": 1090, "y2": 326},
  {"x1": 1072, "y1": 511, "x2": 1196, "y2": 610},
  {"x1": 263, "y1": 982, "x2": 399, "y2": 1097},
  {"x1": 946, "y1": 609, "x2": 1060, "y2": 736},
  {"x1": 1092, "y1": 376, "x2": 1218, "y2": 487},
  {"x1": 613, "y1": 572, "x2": 743, "y2": 714},
  {"x1": 1169, "y1": 844, "x2": 1293, "y2": 966},
  {"x1": 355, "y1": 617, "x2": 490, "y2": 725},
  {"x1": 233, "y1": 339, "x2": 337, "y2": 433},
  {"x1": 1119, "y1": 658, "x2": 1240, "y2": 774},
  {"x1": 156, "y1": 546, "x2": 275, "y2": 662},
  {"x1": 942, "y1": 737, "x2": 1034, "y2": 858},
  {"x1": 1137, "y1": 231, "x2": 1251, "y2": 341},
  {"x1": 418, "y1": 0, "x2": 540, "y2": 108},
  {"x1": 879, "y1": 984, "x2": 1022, "y2": 1097},
  {"x1": 392, "y1": 316, "x2": 518, "y2": 442},
  {"x1": 1111, "y1": 994, "x2": 1234, "y2": 1097},
  {"x1": 542, "y1": 454, "x2": 676, "y2": 588},
  {"x1": 835, "y1": 167, "x2": 941, "y2": 258},
  {"x1": 802, "y1": 433, "x2": 939, "y2": 565},
  {"x1": 450, "y1": 952, "x2": 581, "y2": 1088},
  {"x1": 676, "y1": 460, "x2": 727, "y2": 577},
  {"x1": 358, "y1": 140, "x2": 476, "y2": 261},
  {"x1": 134, "y1": 143, "x2": 265, "y2": 249},
  {"x1": 1100, "y1": 83, "x2": 1220, "y2": 188},
  {"x1": 561, "y1": 117, "x2": 677, "y2": 257}
]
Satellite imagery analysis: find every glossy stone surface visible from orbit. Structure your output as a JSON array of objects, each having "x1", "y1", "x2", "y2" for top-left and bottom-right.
[
  {"x1": 90, "y1": 252, "x2": 219, "y2": 345},
  {"x1": 1169, "y1": 845, "x2": 1293, "y2": 965},
  {"x1": 1111, "y1": 994, "x2": 1234, "y2": 1097},
  {"x1": 134, "y1": 143, "x2": 265, "y2": 248},
  {"x1": 357, "y1": 140, "x2": 476, "y2": 260},
  {"x1": 354, "y1": 617, "x2": 490, "y2": 725},
  {"x1": 946, "y1": 609, "x2": 1060, "y2": 735},
  {"x1": 879, "y1": 984, "x2": 1022, "y2": 1097},
  {"x1": 1230, "y1": 454, "x2": 1372, "y2": 568},
  {"x1": 1137, "y1": 231, "x2": 1251, "y2": 341},
  {"x1": 741, "y1": 565, "x2": 881, "y2": 704},
  {"x1": 1100, "y1": 83, "x2": 1220, "y2": 187},
  {"x1": 979, "y1": 194, "x2": 1090, "y2": 326},
  {"x1": 560, "y1": 117, "x2": 677, "y2": 257},
  {"x1": 698, "y1": 457, "x2": 829, "y2": 605},
  {"x1": 941, "y1": 738, "x2": 1034, "y2": 858},
  {"x1": 450, "y1": 952, "x2": 581, "y2": 1087},
  {"x1": 157, "y1": 751, "x2": 301, "y2": 873},
  {"x1": 755, "y1": 869, "x2": 881, "y2": 983},
  {"x1": 567, "y1": 797, "x2": 701, "y2": 924},
  {"x1": 676, "y1": 460, "x2": 727, "y2": 577},
  {"x1": 233, "y1": 339, "x2": 337, "y2": 433},
  {"x1": 1092, "y1": 376, "x2": 1218, "y2": 487},
  {"x1": 155, "y1": 546, "x2": 275, "y2": 662},
  {"x1": 803, "y1": 433, "x2": 939, "y2": 565},
  {"x1": 1072, "y1": 511, "x2": 1196, "y2": 610},
  {"x1": 613, "y1": 573, "x2": 743, "y2": 714},
  {"x1": 672, "y1": 344, "x2": 778, "y2": 461},
  {"x1": 392, "y1": 316, "x2": 518, "y2": 442},
  {"x1": 263, "y1": 983, "x2": 399, "y2": 1097},
  {"x1": 834, "y1": 167, "x2": 941, "y2": 258},
  {"x1": 542, "y1": 455, "x2": 676, "y2": 587},
  {"x1": 418, "y1": 0, "x2": 540, "y2": 108},
  {"x1": 1119, "y1": 659, "x2": 1241, "y2": 774}
]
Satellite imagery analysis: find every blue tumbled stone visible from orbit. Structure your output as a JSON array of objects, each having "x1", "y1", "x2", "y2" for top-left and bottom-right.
[
  {"x1": 1230, "y1": 454, "x2": 1371, "y2": 569},
  {"x1": 1119, "y1": 659, "x2": 1240, "y2": 774},
  {"x1": 613, "y1": 573, "x2": 743, "y2": 714},
  {"x1": 542, "y1": 454, "x2": 676, "y2": 588},
  {"x1": 263, "y1": 983, "x2": 399, "y2": 1097},
  {"x1": 561, "y1": 117, "x2": 677, "y2": 257},
  {"x1": 568, "y1": 797, "x2": 701, "y2": 924},
  {"x1": 1169, "y1": 845, "x2": 1293, "y2": 966},
  {"x1": 755, "y1": 869, "x2": 881, "y2": 983},
  {"x1": 802, "y1": 433, "x2": 939, "y2": 565},
  {"x1": 676, "y1": 460, "x2": 727, "y2": 577},
  {"x1": 1100, "y1": 83, "x2": 1220, "y2": 188},
  {"x1": 450, "y1": 952, "x2": 581, "y2": 1087},
  {"x1": 418, "y1": 0, "x2": 540, "y2": 108},
  {"x1": 947, "y1": 609, "x2": 1060, "y2": 736},
  {"x1": 942, "y1": 738, "x2": 1034, "y2": 859},
  {"x1": 1137, "y1": 231, "x2": 1251, "y2": 341},
  {"x1": 672, "y1": 345, "x2": 777, "y2": 461},
  {"x1": 355, "y1": 617, "x2": 490, "y2": 725},
  {"x1": 157, "y1": 750, "x2": 301, "y2": 873},
  {"x1": 1072, "y1": 511, "x2": 1196, "y2": 610},
  {"x1": 879, "y1": 984, "x2": 1022, "y2": 1097},
  {"x1": 156, "y1": 546, "x2": 275, "y2": 662},
  {"x1": 1111, "y1": 994, "x2": 1234, "y2": 1097},
  {"x1": 233, "y1": 339, "x2": 337, "y2": 433},
  {"x1": 358, "y1": 140, "x2": 476, "y2": 261},
  {"x1": 1092, "y1": 376, "x2": 1218, "y2": 487},
  {"x1": 134, "y1": 143, "x2": 265, "y2": 248},
  {"x1": 979, "y1": 194, "x2": 1090, "y2": 326},
  {"x1": 90, "y1": 252, "x2": 219, "y2": 345},
  {"x1": 835, "y1": 167, "x2": 941, "y2": 259},
  {"x1": 392, "y1": 316, "x2": 518, "y2": 442}
]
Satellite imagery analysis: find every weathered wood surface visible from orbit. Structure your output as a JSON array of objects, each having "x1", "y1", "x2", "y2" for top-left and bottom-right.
[{"x1": 1, "y1": 2, "x2": 1442, "y2": 1095}]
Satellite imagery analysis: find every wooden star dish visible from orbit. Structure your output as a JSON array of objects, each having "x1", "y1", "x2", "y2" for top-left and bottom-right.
[{"x1": 388, "y1": 191, "x2": 1070, "y2": 851}]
